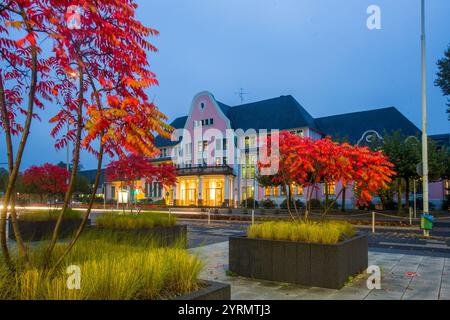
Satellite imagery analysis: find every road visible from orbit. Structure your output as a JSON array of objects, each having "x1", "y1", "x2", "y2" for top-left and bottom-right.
[{"x1": 176, "y1": 218, "x2": 450, "y2": 257}]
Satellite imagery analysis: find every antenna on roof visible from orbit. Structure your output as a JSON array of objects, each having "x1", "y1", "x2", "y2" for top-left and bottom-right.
[{"x1": 234, "y1": 88, "x2": 249, "y2": 104}]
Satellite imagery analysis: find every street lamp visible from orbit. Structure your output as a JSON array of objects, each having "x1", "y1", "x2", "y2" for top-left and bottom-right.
[{"x1": 420, "y1": 0, "x2": 430, "y2": 228}]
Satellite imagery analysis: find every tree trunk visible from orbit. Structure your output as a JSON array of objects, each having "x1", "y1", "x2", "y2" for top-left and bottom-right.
[
  {"x1": 45, "y1": 61, "x2": 84, "y2": 264},
  {"x1": 0, "y1": 15, "x2": 38, "y2": 265},
  {"x1": 405, "y1": 178, "x2": 410, "y2": 211},
  {"x1": 50, "y1": 142, "x2": 104, "y2": 273},
  {"x1": 284, "y1": 184, "x2": 295, "y2": 222},
  {"x1": 291, "y1": 185, "x2": 300, "y2": 220},
  {"x1": 341, "y1": 186, "x2": 347, "y2": 212},
  {"x1": 323, "y1": 188, "x2": 344, "y2": 216},
  {"x1": 397, "y1": 179, "x2": 402, "y2": 214},
  {"x1": 324, "y1": 180, "x2": 329, "y2": 209}
]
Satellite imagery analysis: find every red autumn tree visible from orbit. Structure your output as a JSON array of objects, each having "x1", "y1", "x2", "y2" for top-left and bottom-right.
[
  {"x1": 258, "y1": 132, "x2": 395, "y2": 219},
  {"x1": 0, "y1": 0, "x2": 62, "y2": 263},
  {"x1": 0, "y1": 1, "x2": 172, "y2": 269},
  {"x1": 106, "y1": 155, "x2": 176, "y2": 208},
  {"x1": 42, "y1": 1, "x2": 172, "y2": 266},
  {"x1": 22, "y1": 164, "x2": 70, "y2": 201}
]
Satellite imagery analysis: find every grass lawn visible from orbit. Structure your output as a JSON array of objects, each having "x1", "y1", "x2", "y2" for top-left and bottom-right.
[{"x1": 0, "y1": 231, "x2": 203, "y2": 300}]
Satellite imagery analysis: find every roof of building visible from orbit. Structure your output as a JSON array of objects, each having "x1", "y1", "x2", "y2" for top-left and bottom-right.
[
  {"x1": 315, "y1": 107, "x2": 421, "y2": 144},
  {"x1": 430, "y1": 134, "x2": 450, "y2": 150},
  {"x1": 224, "y1": 95, "x2": 317, "y2": 131},
  {"x1": 78, "y1": 169, "x2": 106, "y2": 186},
  {"x1": 154, "y1": 116, "x2": 188, "y2": 148},
  {"x1": 154, "y1": 95, "x2": 317, "y2": 147},
  {"x1": 153, "y1": 94, "x2": 430, "y2": 148}
]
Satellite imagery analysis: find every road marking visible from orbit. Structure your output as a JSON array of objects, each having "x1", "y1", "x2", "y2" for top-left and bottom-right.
[{"x1": 379, "y1": 242, "x2": 450, "y2": 249}]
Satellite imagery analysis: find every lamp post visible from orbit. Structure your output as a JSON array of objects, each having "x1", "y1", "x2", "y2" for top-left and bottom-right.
[{"x1": 420, "y1": 0, "x2": 430, "y2": 227}]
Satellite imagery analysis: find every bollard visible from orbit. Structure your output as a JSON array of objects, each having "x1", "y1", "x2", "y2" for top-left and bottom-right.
[
  {"x1": 372, "y1": 211, "x2": 375, "y2": 234},
  {"x1": 409, "y1": 207, "x2": 412, "y2": 225},
  {"x1": 252, "y1": 209, "x2": 255, "y2": 225},
  {"x1": 208, "y1": 209, "x2": 211, "y2": 225}
]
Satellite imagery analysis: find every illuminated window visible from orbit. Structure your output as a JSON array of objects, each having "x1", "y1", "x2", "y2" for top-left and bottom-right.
[
  {"x1": 265, "y1": 187, "x2": 271, "y2": 197},
  {"x1": 297, "y1": 185, "x2": 303, "y2": 196},
  {"x1": 325, "y1": 182, "x2": 336, "y2": 195},
  {"x1": 216, "y1": 157, "x2": 221, "y2": 166},
  {"x1": 273, "y1": 187, "x2": 279, "y2": 197},
  {"x1": 245, "y1": 137, "x2": 250, "y2": 149}
]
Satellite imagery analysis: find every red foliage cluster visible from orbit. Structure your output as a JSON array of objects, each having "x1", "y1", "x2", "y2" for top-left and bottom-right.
[
  {"x1": 105, "y1": 155, "x2": 176, "y2": 191},
  {"x1": 22, "y1": 163, "x2": 70, "y2": 196},
  {"x1": 0, "y1": 1, "x2": 170, "y2": 157},
  {"x1": 259, "y1": 132, "x2": 395, "y2": 206}
]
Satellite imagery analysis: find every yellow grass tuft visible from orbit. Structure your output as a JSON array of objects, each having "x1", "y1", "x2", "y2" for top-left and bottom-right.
[{"x1": 247, "y1": 220, "x2": 355, "y2": 244}]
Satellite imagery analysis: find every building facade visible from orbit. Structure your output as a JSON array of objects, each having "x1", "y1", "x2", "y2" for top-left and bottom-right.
[{"x1": 98, "y1": 91, "x2": 449, "y2": 210}]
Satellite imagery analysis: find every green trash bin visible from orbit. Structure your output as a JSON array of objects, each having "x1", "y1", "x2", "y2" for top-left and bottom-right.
[{"x1": 420, "y1": 213, "x2": 434, "y2": 230}]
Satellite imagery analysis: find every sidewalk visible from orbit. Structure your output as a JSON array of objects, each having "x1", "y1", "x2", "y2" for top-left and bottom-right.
[{"x1": 189, "y1": 241, "x2": 450, "y2": 300}]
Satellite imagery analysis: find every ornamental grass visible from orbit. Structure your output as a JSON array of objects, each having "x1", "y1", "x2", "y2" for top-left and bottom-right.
[
  {"x1": 247, "y1": 220, "x2": 356, "y2": 244},
  {"x1": 16, "y1": 209, "x2": 82, "y2": 221},
  {"x1": 95, "y1": 212, "x2": 176, "y2": 230},
  {"x1": 0, "y1": 232, "x2": 203, "y2": 300}
]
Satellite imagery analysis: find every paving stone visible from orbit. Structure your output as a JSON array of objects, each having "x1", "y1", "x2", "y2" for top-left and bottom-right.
[
  {"x1": 439, "y1": 287, "x2": 450, "y2": 300},
  {"x1": 189, "y1": 240, "x2": 446, "y2": 300},
  {"x1": 329, "y1": 287, "x2": 371, "y2": 300},
  {"x1": 364, "y1": 289, "x2": 404, "y2": 300}
]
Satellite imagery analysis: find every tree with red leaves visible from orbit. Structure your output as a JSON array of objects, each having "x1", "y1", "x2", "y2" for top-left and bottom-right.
[
  {"x1": 106, "y1": 155, "x2": 177, "y2": 212},
  {"x1": 0, "y1": 0, "x2": 61, "y2": 264},
  {"x1": 258, "y1": 132, "x2": 395, "y2": 220},
  {"x1": 22, "y1": 163, "x2": 69, "y2": 202},
  {"x1": 48, "y1": 1, "x2": 172, "y2": 270},
  {"x1": 0, "y1": 1, "x2": 172, "y2": 270}
]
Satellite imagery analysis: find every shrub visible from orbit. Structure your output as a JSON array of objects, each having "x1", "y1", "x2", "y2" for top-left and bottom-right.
[
  {"x1": 137, "y1": 198, "x2": 153, "y2": 204},
  {"x1": 262, "y1": 199, "x2": 276, "y2": 209},
  {"x1": 247, "y1": 220, "x2": 356, "y2": 244},
  {"x1": 95, "y1": 212, "x2": 176, "y2": 230},
  {"x1": 280, "y1": 199, "x2": 304, "y2": 210},
  {"x1": 443, "y1": 195, "x2": 450, "y2": 211},
  {"x1": 322, "y1": 200, "x2": 338, "y2": 210},
  {"x1": 410, "y1": 198, "x2": 437, "y2": 211},
  {"x1": 17, "y1": 209, "x2": 82, "y2": 221},
  {"x1": 0, "y1": 233, "x2": 203, "y2": 300},
  {"x1": 152, "y1": 199, "x2": 167, "y2": 206},
  {"x1": 307, "y1": 199, "x2": 322, "y2": 210},
  {"x1": 241, "y1": 198, "x2": 259, "y2": 209}
]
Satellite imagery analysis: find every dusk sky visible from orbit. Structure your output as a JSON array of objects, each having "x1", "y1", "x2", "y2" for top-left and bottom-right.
[{"x1": 3, "y1": 0, "x2": 450, "y2": 170}]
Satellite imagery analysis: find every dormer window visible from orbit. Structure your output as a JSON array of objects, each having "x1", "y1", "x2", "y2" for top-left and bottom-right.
[{"x1": 200, "y1": 102, "x2": 205, "y2": 111}]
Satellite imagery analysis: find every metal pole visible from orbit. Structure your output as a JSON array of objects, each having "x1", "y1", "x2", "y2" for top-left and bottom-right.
[
  {"x1": 208, "y1": 208, "x2": 211, "y2": 225},
  {"x1": 420, "y1": 0, "x2": 429, "y2": 220},
  {"x1": 413, "y1": 179, "x2": 417, "y2": 219},
  {"x1": 253, "y1": 172, "x2": 256, "y2": 210},
  {"x1": 372, "y1": 211, "x2": 375, "y2": 234},
  {"x1": 409, "y1": 207, "x2": 413, "y2": 225},
  {"x1": 252, "y1": 209, "x2": 255, "y2": 225}
]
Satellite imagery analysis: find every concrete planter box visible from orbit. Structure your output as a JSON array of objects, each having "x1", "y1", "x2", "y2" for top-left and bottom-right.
[
  {"x1": 174, "y1": 280, "x2": 231, "y2": 300},
  {"x1": 91, "y1": 224, "x2": 187, "y2": 247},
  {"x1": 229, "y1": 234, "x2": 368, "y2": 289},
  {"x1": 8, "y1": 218, "x2": 88, "y2": 242}
]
